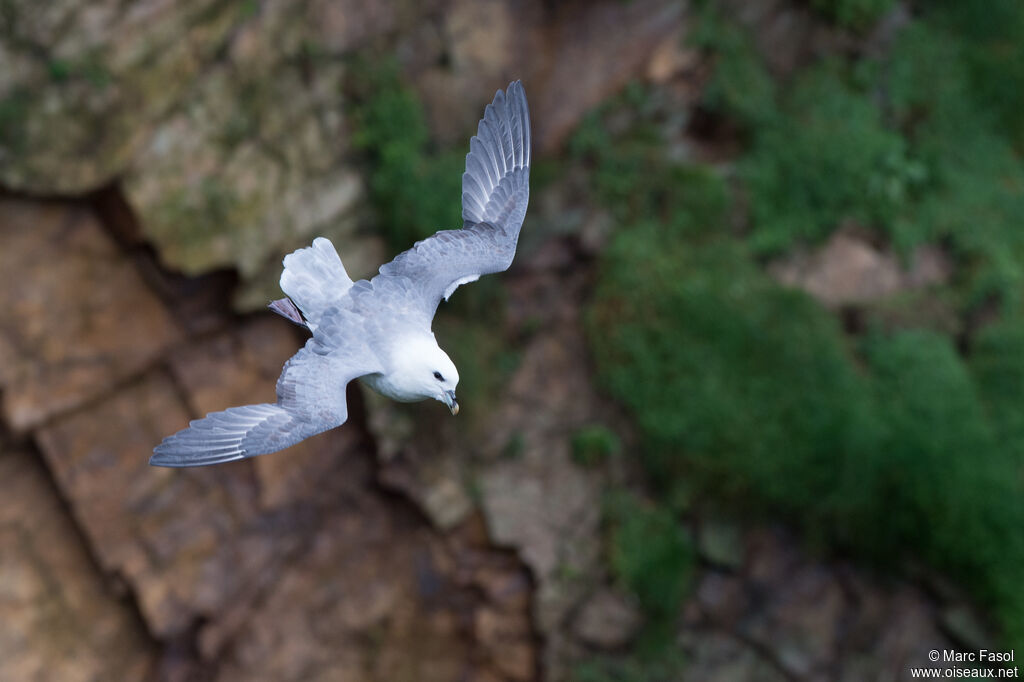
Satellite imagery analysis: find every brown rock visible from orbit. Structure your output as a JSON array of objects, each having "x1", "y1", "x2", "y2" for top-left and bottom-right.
[
  {"x1": 213, "y1": 494, "x2": 526, "y2": 682},
  {"x1": 0, "y1": 199, "x2": 180, "y2": 431},
  {"x1": 366, "y1": 272, "x2": 617, "y2": 680},
  {"x1": 168, "y1": 316, "x2": 372, "y2": 511},
  {"x1": 679, "y1": 631, "x2": 785, "y2": 682},
  {"x1": 0, "y1": 447, "x2": 155, "y2": 681},
  {"x1": 34, "y1": 364, "x2": 368, "y2": 643},
  {"x1": 679, "y1": 527, "x2": 962, "y2": 681},
  {"x1": 718, "y1": 0, "x2": 855, "y2": 78},
  {"x1": 408, "y1": 0, "x2": 687, "y2": 153},
  {"x1": 475, "y1": 606, "x2": 535, "y2": 680},
  {"x1": 768, "y1": 227, "x2": 952, "y2": 307},
  {"x1": 572, "y1": 588, "x2": 643, "y2": 649},
  {"x1": 527, "y1": 0, "x2": 687, "y2": 153}
]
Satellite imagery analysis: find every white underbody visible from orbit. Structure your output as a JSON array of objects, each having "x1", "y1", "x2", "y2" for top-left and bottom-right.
[{"x1": 360, "y1": 372, "x2": 426, "y2": 403}]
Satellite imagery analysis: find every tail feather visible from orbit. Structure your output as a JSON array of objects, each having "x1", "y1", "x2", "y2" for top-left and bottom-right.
[
  {"x1": 150, "y1": 403, "x2": 324, "y2": 468},
  {"x1": 280, "y1": 237, "x2": 352, "y2": 329},
  {"x1": 268, "y1": 298, "x2": 306, "y2": 327}
]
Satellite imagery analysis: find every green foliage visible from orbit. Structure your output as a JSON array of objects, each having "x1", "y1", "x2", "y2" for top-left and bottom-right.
[
  {"x1": 970, "y1": 319, "x2": 1024, "y2": 462},
  {"x1": 571, "y1": 425, "x2": 621, "y2": 467},
  {"x1": 741, "y1": 63, "x2": 923, "y2": 254},
  {"x1": 929, "y1": 0, "x2": 1024, "y2": 152},
  {"x1": 605, "y1": 491, "x2": 694, "y2": 627},
  {"x1": 589, "y1": 217, "x2": 1024, "y2": 640},
  {"x1": 810, "y1": 0, "x2": 894, "y2": 31},
  {"x1": 690, "y1": 6, "x2": 776, "y2": 127},
  {"x1": 347, "y1": 58, "x2": 464, "y2": 253},
  {"x1": 0, "y1": 86, "x2": 31, "y2": 155},
  {"x1": 590, "y1": 233, "x2": 871, "y2": 509},
  {"x1": 880, "y1": 21, "x2": 1024, "y2": 307},
  {"x1": 570, "y1": 84, "x2": 730, "y2": 240},
  {"x1": 45, "y1": 51, "x2": 112, "y2": 88},
  {"x1": 579, "y1": 0, "x2": 1024, "y2": 658},
  {"x1": 858, "y1": 331, "x2": 1024, "y2": 641}
]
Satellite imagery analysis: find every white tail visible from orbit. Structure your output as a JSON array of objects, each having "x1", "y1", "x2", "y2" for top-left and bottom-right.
[{"x1": 279, "y1": 237, "x2": 353, "y2": 330}]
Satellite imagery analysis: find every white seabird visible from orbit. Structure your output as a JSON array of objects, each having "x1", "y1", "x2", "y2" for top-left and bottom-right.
[{"x1": 152, "y1": 81, "x2": 531, "y2": 467}]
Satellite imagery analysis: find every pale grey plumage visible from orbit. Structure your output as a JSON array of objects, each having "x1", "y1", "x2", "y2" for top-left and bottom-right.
[{"x1": 151, "y1": 81, "x2": 530, "y2": 467}]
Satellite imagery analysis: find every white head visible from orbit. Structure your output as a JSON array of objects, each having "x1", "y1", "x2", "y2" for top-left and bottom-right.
[{"x1": 391, "y1": 335, "x2": 461, "y2": 414}]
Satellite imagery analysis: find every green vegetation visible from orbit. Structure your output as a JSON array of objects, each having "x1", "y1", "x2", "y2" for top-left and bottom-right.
[
  {"x1": 578, "y1": 0, "x2": 1024, "y2": 652},
  {"x1": 809, "y1": 0, "x2": 895, "y2": 31},
  {"x1": 590, "y1": 234, "x2": 872, "y2": 507},
  {"x1": 571, "y1": 84, "x2": 729, "y2": 238},
  {"x1": 928, "y1": 0, "x2": 1024, "y2": 152},
  {"x1": 698, "y1": 3, "x2": 1024, "y2": 304},
  {"x1": 690, "y1": 7, "x2": 775, "y2": 128},
  {"x1": 571, "y1": 651, "x2": 685, "y2": 682},
  {"x1": 0, "y1": 86, "x2": 31, "y2": 155},
  {"x1": 741, "y1": 63, "x2": 924, "y2": 254},
  {"x1": 571, "y1": 425, "x2": 621, "y2": 468},
  {"x1": 605, "y1": 491, "x2": 694, "y2": 644},
  {"x1": 347, "y1": 58, "x2": 464, "y2": 253}
]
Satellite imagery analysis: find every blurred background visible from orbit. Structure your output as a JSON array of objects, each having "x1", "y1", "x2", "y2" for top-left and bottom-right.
[{"x1": 1, "y1": 0, "x2": 1023, "y2": 680}]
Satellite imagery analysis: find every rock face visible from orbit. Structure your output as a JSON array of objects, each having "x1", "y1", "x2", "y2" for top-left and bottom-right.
[
  {"x1": 0, "y1": 3, "x2": 990, "y2": 681},
  {"x1": 0, "y1": 0, "x2": 239, "y2": 193},
  {"x1": 0, "y1": 192, "x2": 536, "y2": 680},
  {"x1": 410, "y1": 0, "x2": 687, "y2": 152},
  {"x1": 216, "y1": 509, "x2": 533, "y2": 682},
  {"x1": 120, "y1": 3, "x2": 385, "y2": 308},
  {"x1": 1, "y1": 0, "x2": 687, "y2": 309},
  {"x1": 0, "y1": 447, "x2": 155, "y2": 682},
  {"x1": 769, "y1": 227, "x2": 952, "y2": 307},
  {"x1": 680, "y1": 526, "x2": 973, "y2": 681},
  {"x1": 368, "y1": 263, "x2": 624, "y2": 679},
  {"x1": 572, "y1": 589, "x2": 643, "y2": 649},
  {"x1": 0, "y1": 199, "x2": 180, "y2": 431},
  {"x1": 34, "y1": 325, "x2": 371, "y2": 642}
]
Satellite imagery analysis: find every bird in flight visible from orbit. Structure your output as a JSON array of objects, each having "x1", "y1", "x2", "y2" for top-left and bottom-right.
[{"x1": 152, "y1": 81, "x2": 530, "y2": 467}]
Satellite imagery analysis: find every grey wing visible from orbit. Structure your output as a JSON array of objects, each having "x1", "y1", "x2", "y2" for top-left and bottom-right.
[
  {"x1": 151, "y1": 316, "x2": 380, "y2": 467},
  {"x1": 374, "y1": 81, "x2": 531, "y2": 320},
  {"x1": 462, "y1": 80, "x2": 531, "y2": 232}
]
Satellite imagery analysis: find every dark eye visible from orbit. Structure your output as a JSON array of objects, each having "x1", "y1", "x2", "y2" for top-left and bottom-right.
[{"x1": 433, "y1": 371, "x2": 444, "y2": 381}]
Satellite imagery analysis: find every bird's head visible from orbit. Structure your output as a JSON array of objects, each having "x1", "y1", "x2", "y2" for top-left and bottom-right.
[{"x1": 398, "y1": 335, "x2": 460, "y2": 414}]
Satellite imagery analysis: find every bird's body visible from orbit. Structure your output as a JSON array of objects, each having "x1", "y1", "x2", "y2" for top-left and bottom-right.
[{"x1": 152, "y1": 81, "x2": 530, "y2": 467}]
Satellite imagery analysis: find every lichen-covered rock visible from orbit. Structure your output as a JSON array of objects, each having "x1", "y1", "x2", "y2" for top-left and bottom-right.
[
  {"x1": 0, "y1": 447, "x2": 155, "y2": 682},
  {"x1": 0, "y1": 0, "x2": 395, "y2": 307},
  {"x1": 122, "y1": 33, "x2": 381, "y2": 308},
  {"x1": 2, "y1": 0, "x2": 686, "y2": 309},
  {"x1": 0, "y1": 199, "x2": 180, "y2": 431},
  {"x1": 0, "y1": 0, "x2": 242, "y2": 193}
]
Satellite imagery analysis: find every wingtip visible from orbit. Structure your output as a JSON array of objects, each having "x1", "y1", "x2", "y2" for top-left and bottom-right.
[{"x1": 149, "y1": 447, "x2": 169, "y2": 467}]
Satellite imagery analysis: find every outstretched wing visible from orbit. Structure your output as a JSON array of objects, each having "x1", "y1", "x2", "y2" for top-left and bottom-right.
[
  {"x1": 151, "y1": 318, "x2": 381, "y2": 467},
  {"x1": 374, "y1": 81, "x2": 531, "y2": 322}
]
